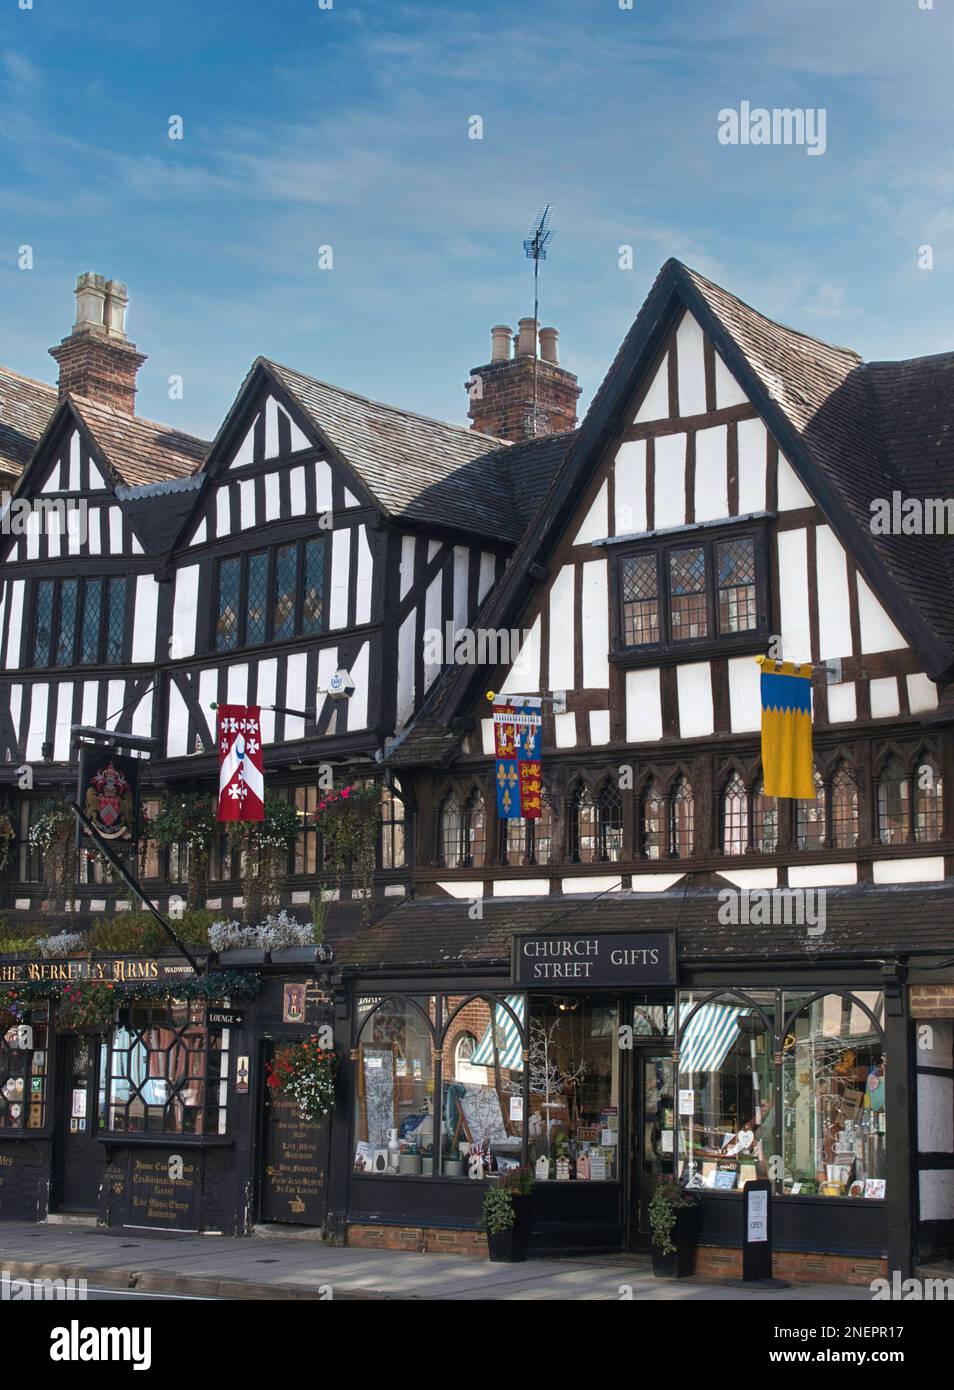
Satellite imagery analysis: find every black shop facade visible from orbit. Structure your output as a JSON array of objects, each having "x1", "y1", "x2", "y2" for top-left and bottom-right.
[{"x1": 329, "y1": 891, "x2": 910, "y2": 1284}]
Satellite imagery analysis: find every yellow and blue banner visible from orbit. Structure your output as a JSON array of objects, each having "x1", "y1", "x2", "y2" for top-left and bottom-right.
[
  {"x1": 757, "y1": 656, "x2": 815, "y2": 799},
  {"x1": 493, "y1": 696, "x2": 543, "y2": 820}
]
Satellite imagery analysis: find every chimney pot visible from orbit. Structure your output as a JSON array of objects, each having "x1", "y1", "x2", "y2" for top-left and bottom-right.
[
  {"x1": 490, "y1": 324, "x2": 513, "y2": 363},
  {"x1": 539, "y1": 326, "x2": 560, "y2": 365},
  {"x1": 73, "y1": 271, "x2": 107, "y2": 332},
  {"x1": 516, "y1": 317, "x2": 537, "y2": 357},
  {"x1": 104, "y1": 279, "x2": 129, "y2": 340},
  {"x1": 50, "y1": 271, "x2": 146, "y2": 414}
]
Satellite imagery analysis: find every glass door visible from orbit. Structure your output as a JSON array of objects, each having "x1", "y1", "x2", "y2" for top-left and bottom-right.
[
  {"x1": 51, "y1": 1034, "x2": 106, "y2": 1213},
  {"x1": 633, "y1": 1052, "x2": 675, "y2": 1243}
]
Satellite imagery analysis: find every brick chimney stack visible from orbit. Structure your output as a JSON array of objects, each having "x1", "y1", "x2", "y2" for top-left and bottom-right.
[
  {"x1": 49, "y1": 272, "x2": 147, "y2": 414},
  {"x1": 466, "y1": 319, "x2": 580, "y2": 442}
]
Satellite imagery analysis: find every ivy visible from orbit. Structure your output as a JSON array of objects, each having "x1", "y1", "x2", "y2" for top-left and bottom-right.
[{"x1": 317, "y1": 782, "x2": 379, "y2": 922}]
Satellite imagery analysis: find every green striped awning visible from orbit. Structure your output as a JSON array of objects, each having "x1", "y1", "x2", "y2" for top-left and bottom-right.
[
  {"x1": 678, "y1": 1002, "x2": 748, "y2": 1074},
  {"x1": 471, "y1": 995, "x2": 525, "y2": 1071}
]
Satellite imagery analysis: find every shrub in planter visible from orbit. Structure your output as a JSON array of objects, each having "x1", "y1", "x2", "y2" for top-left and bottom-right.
[
  {"x1": 483, "y1": 1167, "x2": 535, "y2": 1262},
  {"x1": 36, "y1": 931, "x2": 87, "y2": 959},
  {"x1": 648, "y1": 1177, "x2": 700, "y2": 1279},
  {"x1": 56, "y1": 981, "x2": 118, "y2": 1034}
]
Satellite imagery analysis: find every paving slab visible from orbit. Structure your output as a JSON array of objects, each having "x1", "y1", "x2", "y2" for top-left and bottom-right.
[{"x1": 0, "y1": 1222, "x2": 872, "y2": 1301}]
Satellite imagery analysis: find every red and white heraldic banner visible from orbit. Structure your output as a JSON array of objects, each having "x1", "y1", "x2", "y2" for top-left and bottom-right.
[{"x1": 217, "y1": 704, "x2": 265, "y2": 822}]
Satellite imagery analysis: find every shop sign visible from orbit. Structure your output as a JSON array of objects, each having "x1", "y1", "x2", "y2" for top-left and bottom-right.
[
  {"x1": 207, "y1": 1008, "x2": 244, "y2": 1028},
  {"x1": 0, "y1": 957, "x2": 201, "y2": 985},
  {"x1": 512, "y1": 930, "x2": 676, "y2": 987}
]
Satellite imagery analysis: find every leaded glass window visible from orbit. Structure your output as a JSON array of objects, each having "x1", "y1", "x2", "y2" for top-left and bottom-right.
[
  {"x1": 721, "y1": 772, "x2": 749, "y2": 855},
  {"x1": 56, "y1": 578, "x2": 78, "y2": 665},
  {"x1": 915, "y1": 758, "x2": 943, "y2": 843},
  {"x1": 621, "y1": 554, "x2": 659, "y2": 647},
  {"x1": 215, "y1": 558, "x2": 241, "y2": 652},
  {"x1": 717, "y1": 537, "x2": 757, "y2": 634},
  {"x1": 246, "y1": 551, "x2": 269, "y2": 646},
  {"x1": 82, "y1": 579, "x2": 102, "y2": 664},
  {"x1": 106, "y1": 578, "x2": 126, "y2": 662},
  {"x1": 302, "y1": 538, "x2": 325, "y2": 635},
  {"x1": 273, "y1": 544, "x2": 298, "y2": 641},
  {"x1": 753, "y1": 780, "x2": 778, "y2": 853},
  {"x1": 878, "y1": 760, "x2": 910, "y2": 845},
  {"x1": 797, "y1": 769, "x2": 827, "y2": 850},
  {"x1": 33, "y1": 580, "x2": 54, "y2": 667},
  {"x1": 671, "y1": 776, "x2": 694, "y2": 858},
  {"x1": 831, "y1": 764, "x2": 859, "y2": 849},
  {"x1": 640, "y1": 782, "x2": 667, "y2": 860},
  {"x1": 669, "y1": 546, "x2": 708, "y2": 640}
]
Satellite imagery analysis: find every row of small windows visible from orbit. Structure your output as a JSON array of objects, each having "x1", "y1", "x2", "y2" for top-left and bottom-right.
[
  {"x1": 215, "y1": 538, "x2": 325, "y2": 652},
  {"x1": 437, "y1": 759, "x2": 945, "y2": 867},
  {"x1": 620, "y1": 535, "x2": 761, "y2": 650},
  {"x1": 32, "y1": 577, "x2": 127, "y2": 669}
]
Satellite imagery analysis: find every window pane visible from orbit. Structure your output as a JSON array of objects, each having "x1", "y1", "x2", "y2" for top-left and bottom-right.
[
  {"x1": 56, "y1": 578, "x2": 78, "y2": 665},
  {"x1": 721, "y1": 773, "x2": 748, "y2": 855},
  {"x1": 915, "y1": 758, "x2": 943, "y2": 842},
  {"x1": 464, "y1": 792, "x2": 486, "y2": 868},
  {"x1": 302, "y1": 538, "x2": 325, "y2": 635},
  {"x1": 782, "y1": 992, "x2": 886, "y2": 1198},
  {"x1": 878, "y1": 762, "x2": 910, "y2": 845},
  {"x1": 354, "y1": 997, "x2": 435, "y2": 1175},
  {"x1": 81, "y1": 579, "x2": 102, "y2": 663},
  {"x1": 621, "y1": 554, "x2": 659, "y2": 646},
  {"x1": 571, "y1": 785, "x2": 597, "y2": 863},
  {"x1": 831, "y1": 766, "x2": 859, "y2": 849},
  {"x1": 293, "y1": 785, "x2": 319, "y2": 874},
  {"x1": 640, "y1": 782, "x2": 667, "y2": 860},
  {"x1": 677, "y1": 991, "x2": 777, "y2": 1189},
  {"x1": 753, "y1": 781, "x2": 778, "y2": 853},
  {"x1": 671, "y1": 777, "x2": 694, "y2": 858},
  {"x1": 797, "y1": 769, "x2": 826, "y2": 849},
  {"x1": 669, "y1": 546, "x2": 708, "y2": 640},
  {"x1": 274, "y1": 543, "x2": 297, "y2": 641},
  {"x1": 442, "y1": 995, "x2": 524, "y2": 1177},
  {"x1": 106, "y1": 578, "x2": 126, "y2": 662},
  {"x1": 529, "y1": 997, "x2": 619, "y2": 1181},
  {"x1": 246, "y1": 551, "x2": 269, "y2": 646},
  {"x1": 717, "y1": 537, "x2": 757, "y2": 634},
  {"x1": 597, "y1": 786, "x2": 623, "y2": 861},
  {"x1": 216, "y1": 558, "x2": 240, "y2": 652},
  {"x1": 33, "y1": 580, "x2": 54, "y2": 666},
  {"x1": 440, "y1": 796, "x2": 462, "y2": 867}
]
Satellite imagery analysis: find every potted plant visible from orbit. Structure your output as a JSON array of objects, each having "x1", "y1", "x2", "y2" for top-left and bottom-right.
[
  {"x1": 648, "y1": 1176, "x2": 700, "y2": 1279},
  {"x1": 483, "y1": 1166, "x2": 535, "y2": 1262}
]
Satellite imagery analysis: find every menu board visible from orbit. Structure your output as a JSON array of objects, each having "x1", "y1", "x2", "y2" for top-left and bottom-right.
[{"x1": 127, "y1": 1152, "x2": 199, "y2": 1230}]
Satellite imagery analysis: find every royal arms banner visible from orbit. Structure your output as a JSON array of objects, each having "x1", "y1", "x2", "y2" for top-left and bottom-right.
[
  {"x1": 757, "y1": 656, "x2": 815, "y2": 799},
  {"x1": 217, "y1": 704, "x2": 265, "y2": 822},
  {"x1": 494, "y1": 696, "x2": 543, "y2": 819}
]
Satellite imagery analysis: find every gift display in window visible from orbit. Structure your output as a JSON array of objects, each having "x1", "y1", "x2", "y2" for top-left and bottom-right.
[
  {"x1": 0, "y1": 1006, "x2": 48, "y2": 1130},
  {"x1": 526, "y1": 998, "x2": 619, "y2": 1181},
  {"x1": 353, "y1": 996, "x2": 437, "y2": 1175},
  {"x1": 782, "y1": 992, "x2": 886, "y2": 1198},
  {"x1": 440, "y1": 995, "x2": 523, "y2": 1177}
]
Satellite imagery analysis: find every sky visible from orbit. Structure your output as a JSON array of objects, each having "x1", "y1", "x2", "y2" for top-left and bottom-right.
[{"x1": 1, "y1": 0, "x2": 952, "y2": 442}]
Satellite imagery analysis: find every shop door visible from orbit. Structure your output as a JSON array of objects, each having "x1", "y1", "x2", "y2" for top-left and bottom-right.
[
  {"x1": 259, "y1": 1042, "x2": 330, "y2": 1226},
  {"x1": 51, "y1": 1034, "x2": 106, "y2": 1213},
  {"x1": 631, "y1": 1051, "x2": 675, "y2": 1246}
]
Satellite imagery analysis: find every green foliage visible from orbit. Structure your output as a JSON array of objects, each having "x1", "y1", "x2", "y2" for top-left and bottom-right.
[
  {"x1": 86, "y1": 909, "x2": 214, "y2": 955},
  {"x1": 648, "y1": 1177, "x2": 698, "y2": 1254},
  {"x1": 0, "y1": 813, "x2": 15, "y2": 872},
  {"x1": 482, "y1": 1185, "x2": 516, "y2": 1234},
  {"x1": 151, "y1": 793, "x2": 217, "y2": 852},
  {"x1": 316, "y1": 782, "x2": 380, "y2": 922},
  {"x1": 499, "y1": 1165, "x2": 535, "y2": 1197},
  {"x1": 309, "y1": 894, "x2": 329, "y2": 945},
  {"x1": 231, "y1": 794, "x2": 301, "y2": 921}
]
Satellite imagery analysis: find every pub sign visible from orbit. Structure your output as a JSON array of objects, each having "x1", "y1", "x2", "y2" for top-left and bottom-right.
[{"x1": 76, "y1": 747, "x2": 141, "y2": 847}]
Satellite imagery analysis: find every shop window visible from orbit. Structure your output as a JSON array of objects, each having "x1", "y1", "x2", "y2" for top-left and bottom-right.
[
  {"x1": 0, "y1": 1004, "x2": 49, "y2": 1130},
  {"x1": 353, "y1": 996, "x2": 436, "y2": 1175},
  {"x1": 499, "y1": 794, "x2": 553, "y2": 866},
  {"x1": 781, "y1": 992, "x2": 886, "y2": 1199},
  {"x1": 632, "y1": 996, "x2": 675, "y2": 1037},
  {"x1": 915, "y1": 757, "x2": 943, "y2": 842},
  {"x1": 570, "y1": 782, "x2": 622, "y2": 863},
  {"x1": 796, "y1": 768, "x2": 827, "y2": 849},
  {"x1": 720, "y1": 772, "x2": 749, "y2": 855},
  {"x1": 380, "y1": 782, "x2": 406, "y2": 870},
  {"x1": 527, "y1": 997, "x2": 619, "y2": 1181},
  {"x1": 877, "y1": 760, "x2": 910, "y2": 845},
  {"x1": 443, "y1": 995, "x2": 524, "y2": 1178},
  {"x1": 676, "y1": 991, "x2": 777, "y2": 1191},
  {"x1": 102, "y1": 1001, "x2": 230, "y2": 1136}
]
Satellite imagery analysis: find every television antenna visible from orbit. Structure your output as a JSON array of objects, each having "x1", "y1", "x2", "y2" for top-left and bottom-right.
[{"x1": 523, "y1": 205, "x2": 554, "y2": 437}]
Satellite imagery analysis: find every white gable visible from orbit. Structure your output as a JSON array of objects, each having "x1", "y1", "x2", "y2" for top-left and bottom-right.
[{"x1": 229, "y1": 392, "x2": 312, "y2": 469}]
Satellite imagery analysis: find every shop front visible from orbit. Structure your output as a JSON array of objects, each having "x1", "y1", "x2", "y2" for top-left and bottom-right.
[{"x1": 331, "y1": 924, "x2": 906, "y2": 1282}]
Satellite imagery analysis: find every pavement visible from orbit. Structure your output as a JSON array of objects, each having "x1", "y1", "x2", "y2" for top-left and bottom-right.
[{"x1": 0, "y1": 1220, "x2": 874, "y2": 1300}]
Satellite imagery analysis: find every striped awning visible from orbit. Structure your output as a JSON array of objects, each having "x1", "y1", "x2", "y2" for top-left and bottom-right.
[
  {"x1": 471, "y1": 995, "x2": 525, "y2": 1071},
  {"x1": 678, "y1": 1002, "x2": 748, "y2": 1074}
]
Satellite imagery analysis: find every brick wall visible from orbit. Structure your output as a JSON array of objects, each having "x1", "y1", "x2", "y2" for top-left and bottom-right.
[
  {"x1": 347, "y1": 1222, "x2": 489, "y2": 1258},
  {"x1": 468, "y1": 357, "x2": 580, "y2": 442},
  {"x1": 49, "y1": 334, "x2": 146, "y2": 414},
  {"x1": 693, "y1": 1244, "x2": 888, "y2": 1286},
  {"x1": 910, "y1": 985, "x2": 954, "y2": 1018}
]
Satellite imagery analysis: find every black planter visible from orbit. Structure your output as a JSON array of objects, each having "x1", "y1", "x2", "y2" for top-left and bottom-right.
[
  {"x1": 487, "y1": 1193, "x2": 532, "y2": 1262},
  {"x1": 651, "y1": 1202, "x2": 700, "y2": 1279}
]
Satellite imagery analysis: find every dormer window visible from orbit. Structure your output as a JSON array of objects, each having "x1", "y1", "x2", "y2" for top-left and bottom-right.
[{"x1": 612, "y1": 521, "x2": 769, "y2": 665}]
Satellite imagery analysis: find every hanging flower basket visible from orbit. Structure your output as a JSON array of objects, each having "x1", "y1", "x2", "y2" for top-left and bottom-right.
[
  {"x1": 266, "y1": 1035, "x2": 338, "y2": 1124},
  {"x1": 56, "y1": 981, "x2": 118, "y2": 1034}
]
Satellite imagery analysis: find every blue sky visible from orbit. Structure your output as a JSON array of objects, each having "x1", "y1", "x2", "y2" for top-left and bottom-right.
[{"x1": 1, "y1": 0, "x2": 952, "y2": 440}]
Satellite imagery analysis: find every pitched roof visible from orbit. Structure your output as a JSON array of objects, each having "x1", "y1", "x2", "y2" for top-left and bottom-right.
[
  {"x1": 0, "y1": 365, "x2": 58, "y2": 479},
  {"x1": 70, "y1": 395, "x2": 208, "y2": 489},
  {"x1": 264, "y1": 359, "x2": 572, "y2": 545},
  {"x1": 336, "y1": 883, "x2": 954, "y2": 973}
]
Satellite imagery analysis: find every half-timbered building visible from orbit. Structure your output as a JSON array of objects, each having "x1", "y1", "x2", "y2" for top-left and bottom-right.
[{"x1": 1, "y1": 261, "x2": 952, "y2": 1283}]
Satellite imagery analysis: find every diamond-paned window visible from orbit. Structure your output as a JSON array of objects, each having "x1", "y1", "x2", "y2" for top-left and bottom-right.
[
  {"x1": 33, "y1": 580, "x2": 54, "y2": 667},
  {"x1": 621, "y1": 554, "x2": 659, "y2": 646},
  {"x1": 82, "y1": 580, "x2": 102, "y2": 664},
  {"x1": 717, "y1": 537, "x2": 757, "y2": 634},
  {"x1": 106, "y1": 579, "x2": 126, "y2": 663},
  {"x1": 215, "y1": 558, "x2": 241, "y2": 652},
  {"x1": 669, "y1": 546, "x2": 708, "y2": 640},
  {"x1": 246, "y1": 552, "x2": 269, "y2": 646},
  {"x1": 302, "y1": 538, "x2": 325, "y2": 635},
  {"x1": 721, "y1": 772, "x2": 749, "y2": 855},
  {"x1": 273, "y1": 544, "x2": 297, "y2": 642},
  {"x1": 56, "y1": 578, "x2": 78, "y2": 666}
]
